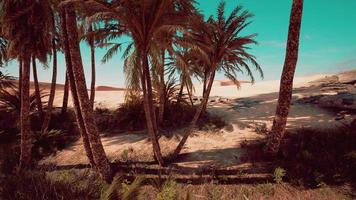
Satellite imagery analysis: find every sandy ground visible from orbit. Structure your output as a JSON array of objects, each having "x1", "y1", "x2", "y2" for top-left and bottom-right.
[{"x1": 41, "y1": 74, "x2": 355, "y2": 168}]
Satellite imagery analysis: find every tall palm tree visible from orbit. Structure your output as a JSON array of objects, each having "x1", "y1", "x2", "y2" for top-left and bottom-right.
[
  {"x1": 59, "y1": 8, "x2": 95, "y2": 166},
  {"x1": 64, "y1": 4, "x2": 113, "y2": 182},
  {"x1": 170, "y1": 1, "x2": 262, "y2": 159},
  {"x1": 41, "y1": 11, "x2": 58, "y2": 134},
  {"x1": 265, "y1": 0, "x2": 304, "y2": 154},
  {"x1": 1, "y1": 0, "x2": 53, "y2": 168},
  {"x1": 80, "y1": 22, "x2": 97, "y2": 108},
  {"x1": 61, "y1": 72, "x2": 69, "y2": 115},
  {"x1": 83, "y1": 0, "x2": 197, "y2": 165},
  {"x1": 32, "y1": 56, "x2": 44, "y2": 123}
]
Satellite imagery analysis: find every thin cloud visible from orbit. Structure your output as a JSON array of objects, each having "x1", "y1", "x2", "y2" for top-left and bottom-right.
[{"x1": 261, "y1": 40, "x2": 286, "y2": 48}]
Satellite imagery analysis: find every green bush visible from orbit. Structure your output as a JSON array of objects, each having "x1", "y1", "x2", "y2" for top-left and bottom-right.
[
  {"x1": 0, "y1": 170, "x2": 103, "y2": 200},
  {"x1": 32, "y1": 129, "x2": 76, "y2": 159},
  {"x1": 95, "y1": 101, "x2": 226, "y2": 134},
  {"x1": 273, "y1": 167, "x2": 286, "y2": 184},
  {"x1": 156, "y1": 180, "x2": 178, "y2": 200},
  {"x1": 277, "y1": 126, "x2": 356, "y2": 187}
]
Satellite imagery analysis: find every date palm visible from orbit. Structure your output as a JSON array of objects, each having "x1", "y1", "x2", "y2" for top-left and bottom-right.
[
  {"x1": 170, "y1": 1, "x2": 262, "y2": 159},
  {"x1": 41, "y1": 11, "x2": 58, "y2": 135},
  {"x1": 62, "y1": 3, "x2": 113, "y2": 182},
  {"x1": 82, "y1": 0, "x2": 197, "y2": 165},
  {"x1": 265, "y1": 0, "x2": 304, "y2": 154},
  {"x1": 32, "y1": 57, "x2": 44, "y2": 123},
  {"x1": 1, "y1": 0, "x2": 53, "y2": 168},
  {"x1": 59, "y1": 8, "x2": 95, "y2": 166}
]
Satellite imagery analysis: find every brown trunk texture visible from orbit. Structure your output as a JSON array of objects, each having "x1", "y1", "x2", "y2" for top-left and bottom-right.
[
  {"x1": 41, "y1": 30, "x2": 57, "y2": 134},
  {"x1": 265, "y1": 0, "x2": 304, "y2": 154},
  {"x1": 19, "y1": 56, "x2": 32, "y2": 169},
  {"x1": 140, "y1": 50, "x2": 164, "y2": 166},
  {"x1": 171, "y1": 70, "x2": 216, "y2": 159},
  {"x1": 32, "y1": 56, "x2": 44, "y2": 123},
  {"x1": 61, "y1": 72, "x2": 69, "y2": 116},
  {"x1": 18, "y1": 60, "x2": 22, "y2": 95},
  {"x1": 66, "y1": 5, "x2": 113, "y2": 182},
  {"x1": 89, "y1": 26, "x2": 96, "y2": 109},
  {"x1": 60, "y1": 8, "x2": 95, "y2": 166},
  {"x1": 158, "y1": 51, "x2": 165, "y2": 125}
]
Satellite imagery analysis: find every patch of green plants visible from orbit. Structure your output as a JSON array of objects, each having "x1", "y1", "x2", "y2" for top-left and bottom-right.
[
  {"x1": 156, "y1": 180, "x2": 178, "y2": 200},
  {"x1": 273, "y1": 167, "x2": 286, "y2": 184},
  {"x1": 277, "y1": 126, "x2": 356, "y2": 187},
  {"x1": 101, "y1": 175, "x2": 144, "y2": 200}
]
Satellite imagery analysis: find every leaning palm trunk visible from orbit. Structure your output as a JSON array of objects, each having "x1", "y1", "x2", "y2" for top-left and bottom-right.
[
  {"x1": 65, "y1": 5, "x2": 113, "y2": 182},
  {"x1": 170, "y1": 70, "x2": 216, "y2": 159},
  {"x1": 60, "y1": 9, "x2": 95, "y2": 166},
  {"x1": 185, "y1": 80, "x2": 194, "y2": 106},
  {"x1": 19, "y1": 56, "x2": 32, "y2": 169},
  {"x1": 140, "y1": 51, "x2": 164, "y2": 166},
  {"x1": 89, "y1": 26, "x2": 96, "y2": 109},
  {"x1": 176, "y1": 81, "x2": 184, "y2": 105},
  {"x1": 61, "y1": 72, "x2": 69, "y2": 116},
  {"x1": 41, "y1": 29, "x2": 57, "y2": 134},
  {"x1": 265, "y1": 0, "x2": 304, "y2": 154},
  {"x1": 32, "y1": 56, "x2": 44, "y2": 123},
  {"x1": 158, "y1": 51, "x2": 165, "y2": 125}
]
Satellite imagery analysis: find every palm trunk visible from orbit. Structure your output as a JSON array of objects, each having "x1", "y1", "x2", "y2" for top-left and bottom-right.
[
  {"x1": 176, "y1": 79, "x2": 184, "y2": 105},
  {"x1": 61, "y1": 72, "x2": 69, "y2": 116},
  {"x1": 65, "y1": 5, "x2": 113, "y2": 182},
  {"x1": 185, "y1": 80, "x2": 194, "y2": 106},
  {"x1": 32, "y1": 56, "x2": 44, "y2": 123},
  {"x1": 18, "y1": 60, "x2": 22, "y2": 94},
  {"x1": 170, "y1": 70, "x2": 216, "y2": 159},
  {"x1": 89, "y1": 26, "x2": 95, "y2": 109},
  {"x1": 41, "y1": 23, "x2": 57, "y2": 134},
  {"x1": 140, "y1": 50, "x2": 164, "y2": 166},
  {"x1": 19, "y1": 56, "x2": 32, "y2": 169},
  {"x1": 265, "y1": 0, "x2": 303, "y2": 154},
  {"x1": 60, "y1": 9, "x2": 95, "y2": 166},
  {"x1": 158, "y1": 51, "x2": 165, "y2": 125}
]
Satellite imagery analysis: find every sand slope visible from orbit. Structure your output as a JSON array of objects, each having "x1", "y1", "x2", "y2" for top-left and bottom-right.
[{"x1": 40, "y1": 73, "x2": 356, "y2": 168}]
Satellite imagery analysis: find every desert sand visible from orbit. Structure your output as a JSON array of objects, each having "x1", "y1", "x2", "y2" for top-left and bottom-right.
[{"x1": 41, "y1": 73, "x2": 356, "y2": 168}]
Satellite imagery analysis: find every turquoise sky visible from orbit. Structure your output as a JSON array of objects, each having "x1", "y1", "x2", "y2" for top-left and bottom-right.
[{"x1": 3, "y1": 0, "x2": 356, "y2": 87}]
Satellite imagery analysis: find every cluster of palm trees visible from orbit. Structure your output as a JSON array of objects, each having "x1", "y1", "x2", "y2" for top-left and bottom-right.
[{"x1": 0, "y1": 0, "x2": 303, "y2": 183}]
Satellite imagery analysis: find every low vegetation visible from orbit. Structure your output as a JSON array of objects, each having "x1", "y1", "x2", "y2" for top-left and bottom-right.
[
  {"x1": 0, "y1": 169, "x2": 352, "y2": 200},
  {"x1": 95, "y1": 100, "x2": 226, "y2": 134}
]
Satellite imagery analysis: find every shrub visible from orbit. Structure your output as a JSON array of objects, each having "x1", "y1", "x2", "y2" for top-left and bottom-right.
[
  {"x1": 32, "y1": 129, "x2": 76, "y2": 159},
  {"x1": 156, "y1": 180, "x2": 178, "y2": 200},
  {"x1": 273, "y1": 167, "x2": 286, "y2": 184},
  {"x1": 100, "y1": 175, "x2": 144, "y2": 200},
  {"x1": 0, "y1": 170, "x2": 103, "y2": 200},
  {"x1": 94, "y1": 100, "x2": 226, "y2": 134},
  {"x1": 277, "y1": 126, "x2": 356, "y2": 187}
]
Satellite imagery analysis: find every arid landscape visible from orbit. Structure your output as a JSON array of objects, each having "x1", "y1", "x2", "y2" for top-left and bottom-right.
[
  {"x1": 41, "y1": 72, "x2": 356, "y2": 168},
  {"x1": 1, "y1": 0, "x2": 356, "y2": 199}
]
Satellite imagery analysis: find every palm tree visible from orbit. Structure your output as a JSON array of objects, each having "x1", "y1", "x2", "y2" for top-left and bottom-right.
[
  {"x1": 170, "y1": 1, "x2": 262, "y2": 159},
  {"x1": 80, "y1": 22, "x2": 97, "y2": 108},
  {"x1": 64, "y1": 4, "x2": 113, "y2": 182},
  {"x1": 83, "y1": 0, "x2": 197, "y2": 165},
  {"x1": 61, "y1": 72, "x2": 69, "y2": 115},
  {"x1": 1, "y1": 0, "x2": 53, "y2": 168},
  {"x1": 59, "y1": 8, "x2": 95, "y2": 166},
  {"x1": 0, "y1": 35, "x2": 8, "y2": 67},
  {"x1": 41, "y1": 11, "x2": 58, "y2": 135},
  {"x1": 32, "y1": 56, "x2": 44, "y2": 123},
  {"x1": 265, "y1": 0, "x2": 304, "y2": 154}
]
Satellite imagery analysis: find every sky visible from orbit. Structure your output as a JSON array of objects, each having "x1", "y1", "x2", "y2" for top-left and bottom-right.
[{"x1": 2, "y1": 0, "x2": 356, "y2": 87}]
